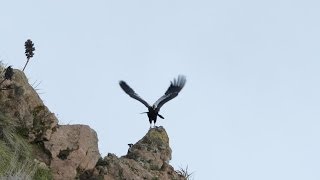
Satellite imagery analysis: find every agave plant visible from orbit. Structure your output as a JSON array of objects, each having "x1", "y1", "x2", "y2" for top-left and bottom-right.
[{"x1": 22, "y1": 39, "x2": 35, "y2": 72}]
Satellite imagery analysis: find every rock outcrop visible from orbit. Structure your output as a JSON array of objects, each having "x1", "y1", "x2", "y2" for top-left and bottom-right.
[
  {"x1": 0, "y1": 69, "x2": 187, "y2": 179},
  {"x1": 0, "y1": 70, "x2": 58, "y2": 142},
  {"x1": 44, "y1": 125, "x2": 100, "y2": 180},
  {"x1": 81, "y1": 127, "x2": 185, "y2": 180},
  {"x1": 0, "y1": 69, "x2": 101, "y2": 179}
]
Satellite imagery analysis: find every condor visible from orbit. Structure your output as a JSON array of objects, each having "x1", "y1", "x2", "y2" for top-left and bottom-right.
[{"x1": 119, "y1": 75, "x2": 186, "y2": 127}]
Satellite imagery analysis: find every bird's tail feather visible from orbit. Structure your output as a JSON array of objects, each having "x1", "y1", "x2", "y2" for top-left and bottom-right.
[{"x1": 158, "y1": 114, "x2": 164, "y2": 119}]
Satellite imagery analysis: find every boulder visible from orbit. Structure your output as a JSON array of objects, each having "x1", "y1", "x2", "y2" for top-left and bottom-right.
[
  {"x1": 44, "y1": 125, "x2": 100, "y2": 179},
  {"x1": 44, "y1": 125, "x2": 100, "y2": 180}
]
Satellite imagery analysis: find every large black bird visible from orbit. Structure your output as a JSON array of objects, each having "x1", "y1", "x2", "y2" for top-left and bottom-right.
[
  {"x1": 4, "y1": 66, "x2": 14, "y2": 80},
  {"x1": 0, "y1": 66, "x2": 14, "y2": 86},
  {"x1": 119, "y1": 75, "x2": 186, "y2": 127}
]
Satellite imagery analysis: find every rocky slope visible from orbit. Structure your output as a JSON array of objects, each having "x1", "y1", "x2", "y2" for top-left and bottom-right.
[
  {"x1": 0, "y1": 69, "x2": 186, "y2": 180},
  {"x1": 81, "y1": 126, "x2": 185, "y2": 180}
]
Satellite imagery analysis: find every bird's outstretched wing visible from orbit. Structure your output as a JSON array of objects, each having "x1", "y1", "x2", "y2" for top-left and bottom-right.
[
  {"x1": 154, "y1": 75, "x2": 186, "y2": 110},
  {"x1": 119, "y1": 81, "x2": 150, "y2": 108}
]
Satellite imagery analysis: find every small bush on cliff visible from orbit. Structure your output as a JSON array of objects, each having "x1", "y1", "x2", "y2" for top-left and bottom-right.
[
  {"x1": 177, "y1": 165, "x2": 194, "y2": 180},
  {"x1": 34, "y1": 167, "x2": 53, "y2": 180}
]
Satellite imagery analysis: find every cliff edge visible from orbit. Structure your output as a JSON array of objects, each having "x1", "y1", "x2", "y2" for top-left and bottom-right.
[
  {"x1": 0, "y1": 69, "x2": 186, "y2": 180},
  {"x1": 81, "y1": 127, "x2": 185, "y2": 180}
]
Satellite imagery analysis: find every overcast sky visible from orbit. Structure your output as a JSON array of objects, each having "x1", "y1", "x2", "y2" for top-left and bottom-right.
[{"x1": 1, "y1": 1, "x2": 320, "y2": 179}]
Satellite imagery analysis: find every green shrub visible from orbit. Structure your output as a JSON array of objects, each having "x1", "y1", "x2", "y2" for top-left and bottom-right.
[{"x1": 33, "y1": 167, "x2": 53, "y2": 180}]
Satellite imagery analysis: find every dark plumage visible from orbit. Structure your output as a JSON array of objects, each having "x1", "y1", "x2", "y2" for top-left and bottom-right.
[
  {"x1": 4, "y1": 66, "x2": 14, "y2": 80},
  {"x1": 119, "y1": 75, "x2": 186, "y2": 127}
]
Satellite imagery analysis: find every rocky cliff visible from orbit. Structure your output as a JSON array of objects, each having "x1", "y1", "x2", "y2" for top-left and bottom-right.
[
  {"x1": 0, "y1": 69, "x2": 186, "y2": 180},
  {"x1": 81, "y1": 127, "x2": 185, "y2": 180}
]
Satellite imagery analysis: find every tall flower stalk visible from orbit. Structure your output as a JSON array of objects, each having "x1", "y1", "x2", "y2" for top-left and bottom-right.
[{"x1": 22, "y1": 39, "x2": 35, "y2": 71}]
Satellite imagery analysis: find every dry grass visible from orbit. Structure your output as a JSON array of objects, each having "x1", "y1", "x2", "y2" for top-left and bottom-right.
[
  {"x1": 0, "y1": 113, "x2": 52, "y2": 180},
  {"x1": 177, "y1": 165, "x2": 194, "y2": 180}
]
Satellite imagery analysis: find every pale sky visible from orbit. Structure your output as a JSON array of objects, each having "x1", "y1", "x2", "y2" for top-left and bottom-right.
[{"x1": 1, "y1": 1, "x2": 320, "y2": 179}]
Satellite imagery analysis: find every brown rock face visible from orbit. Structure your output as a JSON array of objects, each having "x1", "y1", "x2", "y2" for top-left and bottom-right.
[
  {"x1": 81, "y1": 127, "x2": 185, "y2": 180},
  {"x1": 44, "y1": 125, "x2": 100, "y2": 180},
  {"x1": 0, "y1": 69, "x2": 101, "y2": 179},
  {"x1": 126, "y1": 126, "x2": 172, "y2": 170},
  {"x1": 0, "y1": 70, "x2": 58, "y2": 142},
  {"x1": 0, "y1": 69, "x2": 187, "y2": 180}
]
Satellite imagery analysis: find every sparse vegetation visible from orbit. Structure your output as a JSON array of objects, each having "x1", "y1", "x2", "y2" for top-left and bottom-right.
[
  {"x1": 33, "y1": 166, "x2": 53, "y2": 180},
  {"x1": 177, "y1": 165, "x2": 194, "y2": 180},
  {"x1": 0, "y1": 113, "x2": 53, "y2": 180},
  {"x1": 0, "y1": 61, "x2": 5, "y2": 74}
]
